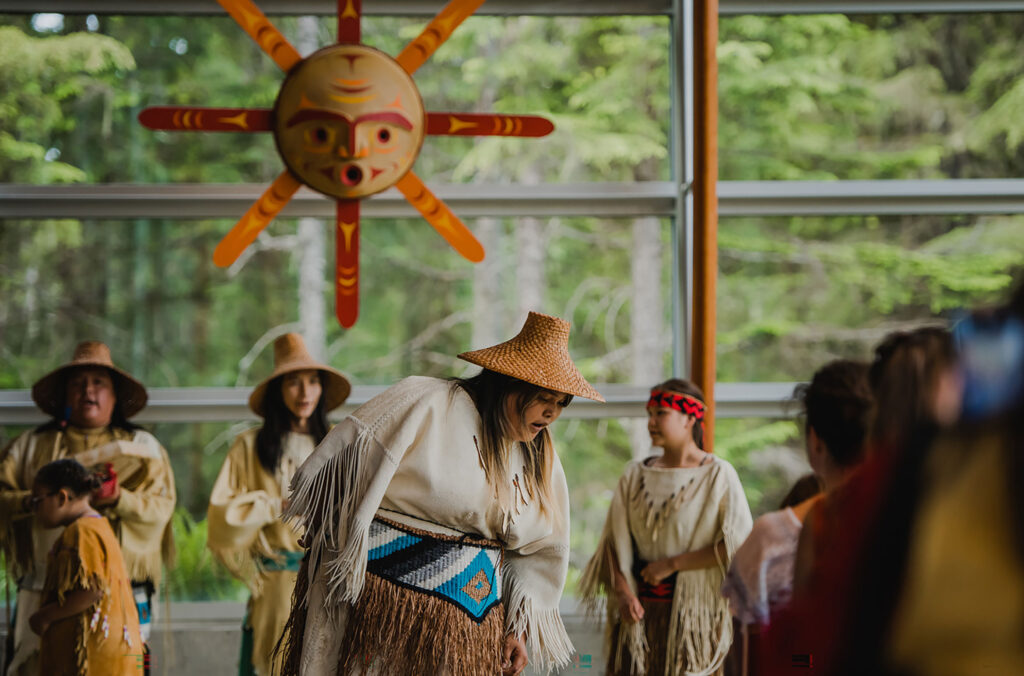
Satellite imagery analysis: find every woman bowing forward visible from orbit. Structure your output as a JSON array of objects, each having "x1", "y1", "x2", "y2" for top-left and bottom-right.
[{"x1": 279, "y1": 312, "x2": 604, "y2": 676}]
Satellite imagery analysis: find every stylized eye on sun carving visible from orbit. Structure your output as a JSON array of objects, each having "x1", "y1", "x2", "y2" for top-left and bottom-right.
[{"x1": 138, "y1": 0, "x2": 554, "y2": 328}]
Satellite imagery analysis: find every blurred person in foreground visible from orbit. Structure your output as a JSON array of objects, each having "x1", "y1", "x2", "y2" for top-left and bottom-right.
[
  {"x1": 849, "y1": 281, "x2": 1024, "y2": 676},
  {"x1": 722, "y1": 360, "x2": 872, "y2": 676},
  {"x1": 0, "y1": 342, "x2": 175, "y2": 676},
  {"x1": 580, "y1": 378, "x2": 753, "y2": 676},
  {"x1": 207, "y1": 333, "x2": 350, "y2": 676},
  {"x1": 762, "y1": 301, "x2": 1011, "y2": 675}
]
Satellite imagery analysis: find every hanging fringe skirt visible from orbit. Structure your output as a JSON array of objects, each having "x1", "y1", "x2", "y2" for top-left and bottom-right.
[
  {"x1": 335, "y1": 516, "x2": 506, "y2": 676},
  {"x1": 608, "y1": 566, "x2": 679, "y2": 676}
]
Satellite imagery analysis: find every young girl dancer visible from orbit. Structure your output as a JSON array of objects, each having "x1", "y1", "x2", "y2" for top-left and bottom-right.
[
  {"x1": 28, "y1": 458, "x2": 143, "y2": 675},
  {"x1": 582, "y1": 379, "x2": 752, "y2": 676}
]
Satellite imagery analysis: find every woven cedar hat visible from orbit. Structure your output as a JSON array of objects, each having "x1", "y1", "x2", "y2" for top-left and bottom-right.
[
  {"x1": 248, "y1": 333, "x2": 352, "y2": 416},
  {"x1": 32, "y1": 341, "x2": 148, "y2": 419},
  {"x1": 458, "y1": 311, "x2": 605, "y2": 402}
]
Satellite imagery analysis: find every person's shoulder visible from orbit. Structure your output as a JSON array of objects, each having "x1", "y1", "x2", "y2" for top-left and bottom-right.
[
  {"x1": 752, "y1": 508, "x2": 800, "y2": 536},
  {"x1": 352, "y1": 376, "x2": 457, "y2": 429},
  {"x1": 382, "y1": 376, "x2": 451, "y2": 401},
  {"x1": 226, "y1": 427, "x2": 261, "y2": 456},
  {"x1": 619, "y1": 458, "x2": 648, "y2": 481},
  {"x1": 3, "y1": 428, "x2": 49, "y2": 454},
  {"x1": 130, "y1": 428, "x2": 161, "y2": 447},
  {"x1": 709, "y1": 454, "x2": 741, "y2": 480}
]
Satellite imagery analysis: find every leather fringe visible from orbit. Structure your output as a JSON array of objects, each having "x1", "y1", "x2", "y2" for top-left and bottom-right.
[{"x1": 274, "y1": 553, "x2": 310, "y2": 676}]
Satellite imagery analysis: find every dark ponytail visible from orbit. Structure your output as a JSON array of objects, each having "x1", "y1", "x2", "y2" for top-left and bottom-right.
[{"x1": 35, "y1": 458, "x2": 102, "y2": 496}]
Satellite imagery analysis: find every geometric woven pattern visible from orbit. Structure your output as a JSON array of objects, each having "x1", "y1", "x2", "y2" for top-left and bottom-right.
[{"x1": 367, "y1": 518, "x2": 503, "y2": 622}]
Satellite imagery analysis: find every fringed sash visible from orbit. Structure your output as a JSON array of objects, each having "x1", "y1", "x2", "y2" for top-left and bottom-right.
[
  {"x1": 336, "y1": 516, "x2": 506, "y2": 675},
  {"x1": 366, "y1": 517, "x2": 502, "y2": 621}
]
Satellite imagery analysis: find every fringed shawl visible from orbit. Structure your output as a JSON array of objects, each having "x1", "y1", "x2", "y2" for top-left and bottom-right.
[
  {"x1": 280, "y1": 376, "x2": 574, "y2": 674},
  {"x1": 580, "y1": 457, "x2": 753, "y2": 676}
]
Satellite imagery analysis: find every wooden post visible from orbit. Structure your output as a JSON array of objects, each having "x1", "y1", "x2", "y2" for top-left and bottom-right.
[{"x1": 692, "y1": 0, "x2": 719, "y2": 453}]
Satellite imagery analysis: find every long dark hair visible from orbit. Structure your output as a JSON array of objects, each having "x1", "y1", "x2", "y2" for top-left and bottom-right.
[
  {"x1": 651, "y1": 378, "x2": 706, "y2": 449},
  {"x1": 255, "y1": 372, "x2": 330, "y2": 474},
  {"x1": 35, "y1": 368, "x2": 142, "y2": 434},
  {"x1": 451, "y1": 369, "x2": 571, "y2": 519},
  {"x1": 869, "y1": 327, "x2": 955, "y2": 452}
]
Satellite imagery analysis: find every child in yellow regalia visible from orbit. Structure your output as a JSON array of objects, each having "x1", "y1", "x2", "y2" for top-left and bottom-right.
[{"x1": 28, "y1": 458, "x2": 143, "y2": 675}]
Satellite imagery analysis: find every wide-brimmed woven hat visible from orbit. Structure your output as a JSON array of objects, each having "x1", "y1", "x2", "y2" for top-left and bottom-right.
[
  {"x1": 32, "y1": 341, "x2": 148, "y2": 419},
  {"x1": 248, "y1": 333, "x2": 352, "y2": 416},
  {"x1": 458, "y1": 311, "x2": 604, "y2": 402}
]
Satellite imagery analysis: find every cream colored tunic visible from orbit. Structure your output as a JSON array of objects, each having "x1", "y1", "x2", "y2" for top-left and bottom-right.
[
  {"x1": 0, "y1": 426, "x2": 175, "y2": 676},
  {"x1": 207, "y1": 428, "x2": 314, "y2": 676},
  {"x1": 887, "y1": 430, "x2": 1024, "y2": 675},
  {"x1": 581, "y1": 457, "x2": 753, "y2": 676},
  {"x1": 286, "y1": 376, "x2": 573, "y2": 674}
]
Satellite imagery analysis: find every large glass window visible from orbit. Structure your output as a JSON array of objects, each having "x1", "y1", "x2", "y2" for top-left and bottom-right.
[
  {"x1": 4, "y1": 6, "x2": 1023, "y2": 607},
  {"x1": 720, "y1": 13, "x2": 1024, "y2": 181},
  {"x1": 717, "y1": 213, "x2": 1023, "y2": 382}
]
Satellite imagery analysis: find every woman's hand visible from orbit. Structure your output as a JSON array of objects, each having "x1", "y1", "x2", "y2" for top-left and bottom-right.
[
  {"x1": 501, "y1": 633, "x2": 528, "y2": 675},
  {"x1": 640, "y1": 557, "x2": 677, "y2": 586},
  {"x1": 28, "y1": 605, "x2": 54, "y2": 636},
  {"x1": 616, "y1": 588, "x2": 645, "y2": 622}
]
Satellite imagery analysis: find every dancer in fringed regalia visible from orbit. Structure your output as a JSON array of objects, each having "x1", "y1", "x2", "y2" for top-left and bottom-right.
[
  {"x1": 277, "y1": 312, "x2": 604, "y2": 676},
  {"x1": 28, "y1": 459, "x2": 144, "y2": 676},
  {"x1": 207, "y1": 333, "x2": 351, "y2": 676},
  {"x1": 580, "y1": 379, "x2": 752, "y2": 676}
]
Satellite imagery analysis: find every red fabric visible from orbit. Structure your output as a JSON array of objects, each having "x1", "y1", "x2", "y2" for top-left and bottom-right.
[
  {"x1": 758, "y1": 450, "x2": 898, "y2": 676},
  {"x1": 94, "y1": 462, "x2": 118, "y2": 500}
]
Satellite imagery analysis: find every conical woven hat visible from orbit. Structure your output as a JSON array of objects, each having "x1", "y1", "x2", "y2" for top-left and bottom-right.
[
  {"x1": 458, "y1": 312, "x2": 604, "y2": 402},
  {"x1": 249, "y1": 333, "x2": 352, "y2": 416},
  {"x1": 32, "y1": 341, "x2": 148, "y2": 419}
]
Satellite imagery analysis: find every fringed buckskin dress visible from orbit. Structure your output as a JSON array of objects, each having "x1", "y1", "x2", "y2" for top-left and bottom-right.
[
  {"x1": 580, "y1": 456, "x2": 752, "y2": 676},
  {"x1": 278, "y1": 376, "x2": 574, "y2": 676}
]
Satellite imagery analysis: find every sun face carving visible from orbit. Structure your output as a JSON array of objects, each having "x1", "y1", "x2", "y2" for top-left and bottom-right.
[
  {"x1": 274, "y1": 45, "x2": 425, "y2": 199},
  {"x1": 138, "y1": 0, "x2": 554, "y2": 328}
]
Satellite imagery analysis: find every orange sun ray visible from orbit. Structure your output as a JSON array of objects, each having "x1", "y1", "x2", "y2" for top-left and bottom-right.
[
  {"x1": 395, "y1": 172, "x2": 484, "y2": 263},
  {"x1": 213, "y1": 171, "x2": 302, "y2": 267},
  {"x1": 335, "y1": 200, "x2": 360, "y2": 328},
  {"x1": 138, "y1": 106, "x2": 273, "y2": 132},
  {"x1": 395, "y1": 0, "x2": 486, "y2": 75},
  {"x1": 338, "y1": 0, "x2": 361, "y2": 44},
  {"x1": 425, "y1": 112, "x2": 555, "y2": 137},
  {"x1": 217, "y1": 0, "x2": 301, "y2": 72}
]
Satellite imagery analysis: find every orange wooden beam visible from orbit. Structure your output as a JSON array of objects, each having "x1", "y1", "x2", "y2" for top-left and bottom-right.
[{"x1": 692, "y1": 0, "x2": 719, "y2": 453}]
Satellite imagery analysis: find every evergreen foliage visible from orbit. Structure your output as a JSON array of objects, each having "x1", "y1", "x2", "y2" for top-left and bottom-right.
[{"x1": 1, "y1": 11, "x2": 1022, "y2": 598}]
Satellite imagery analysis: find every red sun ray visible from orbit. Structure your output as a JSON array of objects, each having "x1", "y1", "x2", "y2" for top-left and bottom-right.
[
  {"x1": 213, "y1": 171, "x2": 302, "y2": 267},
  {"x1": 395, "y1": 171, "x2": 484, "y2": 263},
  {"x1": 395, "y1": 0, "x2": 487, "y2": 75},
  {"x1": 426, "y1": 112, "x2": 555, "y2": 138},
  {"x1": 138, "y1": 106, "x2": 273, "y2": 133},
  {"x1": 338, "y1": 0, "x2": 362, "y2": 44},
  {"x1": 217, "y1": 0, "x2": 301, "y2": 72},
  {"x1": 335, "y1": 200, "x2": 360, "y2": 328}
]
